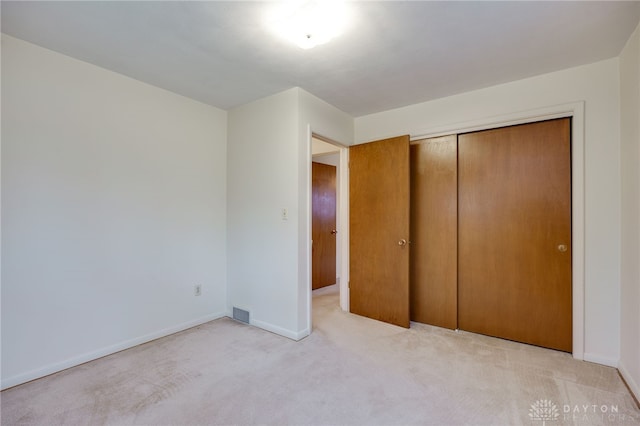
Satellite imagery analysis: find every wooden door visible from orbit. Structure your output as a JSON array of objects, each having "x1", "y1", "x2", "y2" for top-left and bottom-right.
[
  {"x1": 410, "y1": 135, "x2": 458, "y2": 329},
  {"x1": 350, "y1": 135, "x2": 411, "y2": 328},
  {"x1": 312, "y1": 162, "x2": 337, "y2": 290},
  {"x1": 457, "y1": 118, "x2": 572, "y2": 352}
]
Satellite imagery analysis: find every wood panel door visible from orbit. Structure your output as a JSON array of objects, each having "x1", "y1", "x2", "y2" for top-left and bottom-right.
[
  {"x1": 458, "y1": 118, "x2": 572, "y2": 352},
  {"x1": 312, "y1": 162, "x2": 337, "y2": 290},
  {"x1": 410, "y1": 135, "x2": 458, "y2": 329},
  {"x1": 350, "y1": 135, "x2": 411, "y2": 328}
]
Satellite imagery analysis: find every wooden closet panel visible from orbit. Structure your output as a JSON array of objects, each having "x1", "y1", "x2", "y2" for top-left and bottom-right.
[
  {"x1": 410, "y1": 135, "x2": 458, "y2": 329},
  {"x1": 457, "y1": 118, "x2": 572, "y2": 352}
]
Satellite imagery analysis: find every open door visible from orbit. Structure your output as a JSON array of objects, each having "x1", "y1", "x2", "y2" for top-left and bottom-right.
[{"x1": 349, "y1": 135, "x2": 410, "y2": 328}]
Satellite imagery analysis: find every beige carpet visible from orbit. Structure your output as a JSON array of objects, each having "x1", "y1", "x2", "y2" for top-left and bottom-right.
[{"x1": 2, "y1": 285, "x2": 639, "y2": 425}]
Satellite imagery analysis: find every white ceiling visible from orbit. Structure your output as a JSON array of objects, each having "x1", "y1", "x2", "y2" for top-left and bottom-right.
[{"x1": 2, "y1": 1, "x2": 640, "y2": 117}]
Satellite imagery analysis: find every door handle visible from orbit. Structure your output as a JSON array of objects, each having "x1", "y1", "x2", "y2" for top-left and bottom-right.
[
  {"x1": 557, "y1": 244, "x2": 568, "y2": 252},
  {"x1": 331, "y1": 230, "x2": 338, "y2": 235},
  {"x1": 398, "y1": 239, "x2": 407, "y2": 246}
]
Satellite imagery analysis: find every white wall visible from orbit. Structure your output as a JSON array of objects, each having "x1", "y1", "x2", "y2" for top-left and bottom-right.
[
  {"x1": 227, "y1": 88, "x2": 352, "y2": 339},
  {"x1": 312, "y1": 137, "x2": 341, "y2": 157},
  {"x1": 355, "y1": 59, "x2": 622, "y2": 365},
  {"x1": 227, "y1": 88, "x2": 301, "y2": 338},
  {"x1": 1, "y1": 35, "x2": 228, "y2": 389},
  {"x1": 312, "y1": 152, "x2": 340, "y2": 166},
  {"x1": 619, "y1": 21, "x2": 640, "y2": 401}
]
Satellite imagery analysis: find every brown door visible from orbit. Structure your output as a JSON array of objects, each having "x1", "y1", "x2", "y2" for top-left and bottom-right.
[
  {"x1": 457, "y1": 118, "x2": 572, "y2": 352},
  {"x1": 410, "y1": 135, "x2": 458, "y2": 329},
  {"x1": 312, "y1": 162, "x2": 337, "y2": 290},
  {"x1": 349, "y1": 135, "x2": 411, "y2": 328}
]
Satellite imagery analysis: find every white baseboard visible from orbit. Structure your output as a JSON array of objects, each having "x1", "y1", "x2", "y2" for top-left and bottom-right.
[
  {"x1": 1, "y1": 311, "x2": 227, "y2": 390},
  {"x1": 583, "y1": 352, "x2": 619, "y2": 368},
  {"x1": 295, "y1": 328, "x2": 311, "y2": 340},
  {"x1": 618, "y1": 361, "x2": 640, "y2": 403},
  {"x1": 250, "y1": 318, "x2": 309, "y2": 341}
]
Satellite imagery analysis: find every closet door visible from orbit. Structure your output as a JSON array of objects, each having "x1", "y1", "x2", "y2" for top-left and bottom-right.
[
  {"x1": 457, "y1": 118, "x2": 572, "y2": 352},
  {"x1": 350, "y1": 135, "x2": 410, "y2": 328},
  {"x1": 410, "y1": 135, "x2": 457, "y2": 329}
]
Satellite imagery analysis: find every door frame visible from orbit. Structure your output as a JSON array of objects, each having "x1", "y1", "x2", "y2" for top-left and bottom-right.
[
  {"x1": 307, "y1": 132, "x2": 350, "y2": 332},
  {"x1": 410, "y1": 101, "x2": 585, "y2": 361}
]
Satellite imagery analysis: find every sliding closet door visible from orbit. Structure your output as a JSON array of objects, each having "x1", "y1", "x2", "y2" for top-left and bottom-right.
[
  {"x1": 457, "y1": 118, "x2": 572, "y2": 352},
  {"x1": 410, "y1": 135, "x2": 457, "y2": 329}
]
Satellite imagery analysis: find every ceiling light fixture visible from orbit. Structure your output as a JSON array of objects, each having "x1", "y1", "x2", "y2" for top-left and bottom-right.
[{"x1": 268, "y1": 0, "x2": 348, "y2": 49}]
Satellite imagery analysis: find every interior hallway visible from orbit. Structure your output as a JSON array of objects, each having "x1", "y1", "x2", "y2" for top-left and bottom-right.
[{"x1": 2, "y1": 285, "x2": 638, "y2": 425}]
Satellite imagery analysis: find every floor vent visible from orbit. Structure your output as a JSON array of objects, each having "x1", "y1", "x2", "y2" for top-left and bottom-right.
[{"x1": 232, "y1": 307, "x2": 250, "y2": 324}]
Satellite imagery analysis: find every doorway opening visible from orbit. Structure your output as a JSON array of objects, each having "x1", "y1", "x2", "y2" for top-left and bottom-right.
[{"x1": 310, "y1": 134, "x2": 349, "y2": 326}]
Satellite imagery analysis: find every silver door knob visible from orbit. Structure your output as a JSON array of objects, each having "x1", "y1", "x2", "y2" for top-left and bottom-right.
[
  {"x1": 557, "y1": 244, "x2": 568, "y2": 252},
  {"x1": 398, "y1": 239, "x2": 407, "y2": 246},
  {"x1": 331, "y1": 230, "x2": 337, "y2": 235}
]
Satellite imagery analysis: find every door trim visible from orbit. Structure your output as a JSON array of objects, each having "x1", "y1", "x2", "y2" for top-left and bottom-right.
[{"x1": 411, "y1": 101, "x2": 585, "y2": 361}]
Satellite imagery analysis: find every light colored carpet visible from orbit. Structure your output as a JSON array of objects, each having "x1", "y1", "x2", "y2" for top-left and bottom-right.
[{"x1": 2, "y1": 285, "x2": 639, "y2": 425}]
